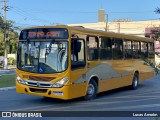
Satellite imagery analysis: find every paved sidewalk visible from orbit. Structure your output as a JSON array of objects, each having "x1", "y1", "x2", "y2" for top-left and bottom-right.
[
  {"x1": 0, "y1": 86, "x2": 15, "y2": 91},
  {"x1": 0, "y1": 69, "x2": 16, "y2": 75}
]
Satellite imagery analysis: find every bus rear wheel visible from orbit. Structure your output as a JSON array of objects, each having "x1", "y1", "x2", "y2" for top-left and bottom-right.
[
  {"x1": 131, "y1": 73, "x2": 139, "y2": 90},
  {"x1": 84, "y1": 80, "x2": 97, "y2": 100}
]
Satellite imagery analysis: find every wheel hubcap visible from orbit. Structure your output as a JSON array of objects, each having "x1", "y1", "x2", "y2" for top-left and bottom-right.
[
  {"x1": 134, "y1": 77, "x2": 138, "y2": 87},
  {"x1": 87, "y1": 84, "x2": 94, "y2": 95}
]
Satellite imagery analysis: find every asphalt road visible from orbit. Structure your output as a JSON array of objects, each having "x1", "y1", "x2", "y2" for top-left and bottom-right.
[{"x1": 0, "y1": 75, "x2": 160, "y2": 119}]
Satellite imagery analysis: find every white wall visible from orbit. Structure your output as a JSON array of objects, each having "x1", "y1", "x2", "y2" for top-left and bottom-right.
[
  {"x1": 8, "y1": 54, "x2": 16, "y2": 59},
  {"x1": 68, "y1": 20, "x2": 160, "y2": 37}
]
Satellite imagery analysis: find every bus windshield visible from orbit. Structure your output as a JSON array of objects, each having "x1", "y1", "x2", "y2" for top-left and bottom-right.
[{"x1": 17, "y1": 41, "x2": 68, "y2": 73}]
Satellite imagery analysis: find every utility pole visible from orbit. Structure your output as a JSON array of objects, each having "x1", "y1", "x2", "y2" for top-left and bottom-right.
[
  {"x1": 117, "y1": 23, "x2": 120, "y2": 33},
  {"x1": 1, "y1": 0, "x2": 8, "y2": 69},
  {"x1": 105, "y1": 14, "x2": 108, "y2": 32}
]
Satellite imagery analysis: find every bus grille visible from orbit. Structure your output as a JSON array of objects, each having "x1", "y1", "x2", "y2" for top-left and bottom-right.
[{"x1": 25, "y1": 80, "x2": 52, "y2": 88}]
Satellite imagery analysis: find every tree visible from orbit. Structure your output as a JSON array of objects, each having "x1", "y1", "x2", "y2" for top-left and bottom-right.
[
  {"x1": 155, "y1": 7, "x2": 160, "y2": 14},
  {"x1": 0, "y1": 15, "x2": 19, "y2": 56},
  {"x1": 0, "y1": 15, "x2": 5, "y2": 56},
  {"x1": 145, "y1": 27, "x2": 160, "y2": 40},
  {"x1": 151, "y1": 29, "x2": 160, "y2": 40}
]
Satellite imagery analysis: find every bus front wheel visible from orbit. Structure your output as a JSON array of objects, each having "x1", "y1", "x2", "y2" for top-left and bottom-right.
[{"x1": 84, "y1": 80, "x2": 98, "y2": 100}]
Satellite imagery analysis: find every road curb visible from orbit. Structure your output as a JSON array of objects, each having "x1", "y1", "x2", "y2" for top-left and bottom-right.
[{"x1": 0, "y1": 86, "x2": 15, "y2": 91}]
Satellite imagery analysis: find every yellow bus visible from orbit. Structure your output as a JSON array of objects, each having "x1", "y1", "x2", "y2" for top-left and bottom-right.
[{"x1": 16, "y1": 25, "x2": 155, "y2": 100}]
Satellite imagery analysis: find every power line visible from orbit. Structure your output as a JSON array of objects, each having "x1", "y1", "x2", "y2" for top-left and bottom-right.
[
  {"x1": 8, "y1": 7, "x2": 98, "y2": 14},
  {"x1": 8, "y1": 3, "x2": 53, "y2": 25},
  {"x1": 10, "y1": 7, "x2": 51, "y2": 24},
  {"x1": 6, "y1": 6, "x2": 155, "y2": 14},
  {"x1": 9, "y1": 7, "x2": 155, "y2": 14},
  {"x1": 107, "y1": 11, "x2": 155, "y2": 14}
]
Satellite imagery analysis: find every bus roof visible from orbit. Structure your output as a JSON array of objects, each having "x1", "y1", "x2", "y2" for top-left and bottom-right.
[{"x1": 22, "y1": 25, "x2": 154, "y2": 42}]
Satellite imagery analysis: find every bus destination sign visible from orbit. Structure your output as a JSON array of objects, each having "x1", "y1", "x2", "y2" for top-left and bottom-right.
[{"x1": 20, "y1": 28, "x2": 68, "y2": 40}]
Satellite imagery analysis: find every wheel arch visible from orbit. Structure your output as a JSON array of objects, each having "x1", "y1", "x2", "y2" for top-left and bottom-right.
[
  {"x1": 88, "y1": 75, "x2": 99, "y2": 87},
  {"x1": 84, "y1": 75, "x2": 99, "y2": 100},
  {"x1": 135, "y1": 70, "x2": 139, "y2": 75},
  {"x1": 134, "y1": 70, "x2": 139, "y2": 78}
]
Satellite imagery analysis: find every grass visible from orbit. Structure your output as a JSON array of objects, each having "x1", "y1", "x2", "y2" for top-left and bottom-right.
[{"x1": 0, "y1": 74, "x2": 16, "y2": 88}]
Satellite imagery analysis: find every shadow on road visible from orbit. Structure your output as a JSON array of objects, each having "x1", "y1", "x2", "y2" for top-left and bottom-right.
[{"x1": 31, "y1": 84, "x2": 146, "y2": 105}]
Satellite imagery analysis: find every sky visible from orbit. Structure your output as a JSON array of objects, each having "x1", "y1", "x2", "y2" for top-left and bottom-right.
[{"x1": 0, "y1": 0, "x2": 160, "y2": 29}]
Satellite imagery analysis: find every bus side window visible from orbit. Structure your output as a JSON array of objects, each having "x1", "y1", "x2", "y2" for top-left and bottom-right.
[
  {"x1": 124, "y1": 40, "x2": 132, "y2": 59},
  {"x1": 71, "y1": 39, "x2": 78, "y2": 61},
  {"x1": 99, "y1": 37, "x2": 112, "y2": 60},
  {"x1": 71, "y1": 38, "x2": 85, "y2": 70},
  {"x1": 112, "y1": 38, "x2": 123, "y2": 59},
  {"x1": 141, "y1": 42, "x2": 148, "y2": 58},
  {"x1": 132, "y1": 41, "x2": 141, "y2": 59},
  {"x1": 148, "y1": 42, "x2": 154, "y2": 58},
  {"x1": 87, "y1": 36, "x2": 99, "y2": 60}
]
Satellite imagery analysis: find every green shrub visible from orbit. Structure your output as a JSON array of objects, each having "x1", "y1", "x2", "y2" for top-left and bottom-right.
[{"x1": 8, "y1": 57, "x2": 16, "y2": 65}]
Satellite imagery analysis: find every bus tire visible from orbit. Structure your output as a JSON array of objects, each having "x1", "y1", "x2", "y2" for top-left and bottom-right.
[
  {"x1": 84, "y1": 80, "x2": 98, "y2": 100},
  {"x1": 131, "y1": 73, "x2": 139, "y2": 90}
]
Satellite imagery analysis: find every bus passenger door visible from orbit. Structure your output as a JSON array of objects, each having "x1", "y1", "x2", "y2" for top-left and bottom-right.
[{"x1": 69, "y1": 38, "x2": 87, "y2": 99}]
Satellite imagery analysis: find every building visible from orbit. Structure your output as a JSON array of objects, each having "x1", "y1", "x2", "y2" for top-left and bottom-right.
[
  {"x1": 69, "y1": 20, "x2": 160, "y2": 37},
  {"x1": 68, "y1": 10, "x2": 160, "y2": 37}
]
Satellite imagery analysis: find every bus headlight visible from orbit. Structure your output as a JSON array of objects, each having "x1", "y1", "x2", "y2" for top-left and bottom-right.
[
  {"x1": 51, "y1": 77, "x2": 68, "y2": 88},
  {"x1": 17, "y1": 76, "x2": 26, "y2": 85}
]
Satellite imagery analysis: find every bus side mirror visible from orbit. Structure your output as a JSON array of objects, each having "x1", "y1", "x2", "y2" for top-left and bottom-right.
[
  {"x1": 75, "y1": 41, "x2": 81, "y2": 53},
  {"x1": 71, "y1": 38, "x2": 81, "y2": 53}
]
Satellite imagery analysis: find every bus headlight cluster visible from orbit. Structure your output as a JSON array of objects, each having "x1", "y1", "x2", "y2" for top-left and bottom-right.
[
  {"x1": 17, "y1": 76, "x2": 26, "y2": 85},
  {"x1": 51, "y1": 77, "x2": 68, "y2": 88}
]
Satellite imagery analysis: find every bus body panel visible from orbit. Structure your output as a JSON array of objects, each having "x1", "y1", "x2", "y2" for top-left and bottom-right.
[
  {"x1": 16, "y1": 81, "x2": 70, "y2": 100},
  {"x1": 68, "y1": 82, "x2": 87, "y2": 99},
  {"x1": 98, "y1": 74, "x2": 133, "y2": 92}
]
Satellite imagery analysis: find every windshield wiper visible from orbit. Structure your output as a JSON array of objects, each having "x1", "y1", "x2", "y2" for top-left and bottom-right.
[
  {"x1": 46, "y1": 39, "x2": 55, "y2": 55},
  {"x1": 45, "y1": 39, "x2": 55, "y2": 63}
]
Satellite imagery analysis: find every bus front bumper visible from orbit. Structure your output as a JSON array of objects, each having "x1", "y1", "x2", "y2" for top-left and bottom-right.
[{"x1": 16, "y1": 81, "x2": 70, "y2": 100}]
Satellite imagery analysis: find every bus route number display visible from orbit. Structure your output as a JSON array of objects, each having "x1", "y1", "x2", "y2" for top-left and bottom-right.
[
  {"x1": 28, "y1": 31, "x2": 61, "y2": 38},
  {"x1": 20, "y1": 28, "x2": 68, "y2": 39}
]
